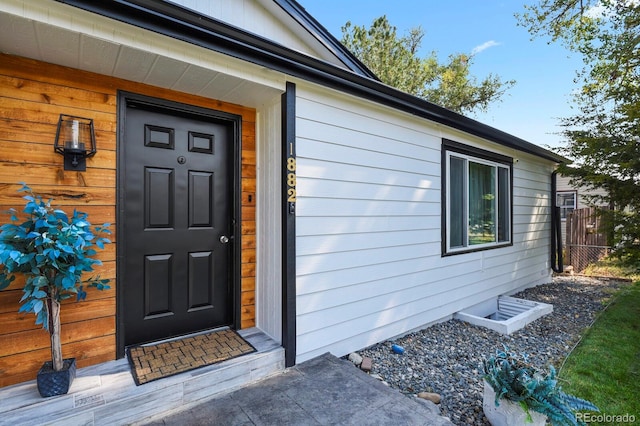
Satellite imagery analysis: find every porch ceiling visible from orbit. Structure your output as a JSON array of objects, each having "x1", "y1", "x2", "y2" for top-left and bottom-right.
[{"x1": 0, "y1": 6, "x2": 284, "y2": 108}]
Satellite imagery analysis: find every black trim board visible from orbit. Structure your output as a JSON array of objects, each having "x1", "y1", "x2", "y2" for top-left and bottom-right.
[
  {"x1": 550, "y1": 171, "x2": 564, "y2": 272},
  {"x1": 281, "y1": 82, "x2": 297, "y2": 367},
  {"x1": 115, "y1": 91, "x2": 243, "y2": 358},
  {"x1": 55, "y1": 0, "x2": 566, "y2": 164},
  {"x1": 442, "y1": 139, "x2": 513, "y2": 166}
]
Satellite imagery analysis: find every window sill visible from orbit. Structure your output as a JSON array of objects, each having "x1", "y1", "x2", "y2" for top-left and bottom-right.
[{"x1": 442, "y1": 242, "x2": 512, "y2": 257}]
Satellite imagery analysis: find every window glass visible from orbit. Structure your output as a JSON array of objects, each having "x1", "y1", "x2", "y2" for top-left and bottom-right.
[
  {"x1": 557, "y1": 192, "x2": 576, "y2": 220},
  {"x1": 449, "y1": 156, "x2": 466, "y2": 248},
  {"x1": 497, "y1": 167, "x2": 510, "y2": 242},
  {"x1": 444, "y1": 144, "x2": 511, "y2": 254},
  {"x1": 468, "y1": 161, "x2": 496, "y2": 245}
]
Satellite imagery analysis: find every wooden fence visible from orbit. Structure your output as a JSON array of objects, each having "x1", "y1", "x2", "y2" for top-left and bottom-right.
[{"x1": 565, "y1": 207, "x2": 611, "y2": 272}]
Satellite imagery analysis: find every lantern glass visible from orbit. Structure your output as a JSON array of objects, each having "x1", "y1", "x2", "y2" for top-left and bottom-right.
[{"x1": 54, "y1": 114, "x2": 96, "y2": 171}]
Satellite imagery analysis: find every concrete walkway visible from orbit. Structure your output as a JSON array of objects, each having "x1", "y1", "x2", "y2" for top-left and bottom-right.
[{"x1": 143, "y1": 353, "x2": 454, "y2": 425}]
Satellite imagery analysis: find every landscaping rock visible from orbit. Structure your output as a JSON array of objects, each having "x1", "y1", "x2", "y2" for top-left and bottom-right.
[
  {"x1": 348, "y1": 352, "x2": 363, "y2": 366},
  {"x1": 354, "y1": 275, "x2": 626, "y2": 425},
  {"x1": 360, "y1": 357, "x2": 372, "y2": 372},
  {"x1": 418, "y1": 392, "x2": 442, "y2": 404}
]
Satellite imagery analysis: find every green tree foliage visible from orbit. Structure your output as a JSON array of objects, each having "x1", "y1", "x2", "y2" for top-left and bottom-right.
[
  {"x1": 518, "y1": 1, "x2": 640, "y2": 265},
  {"x1": 340, "y1": 16, "x2": 515, "y2": 114}
]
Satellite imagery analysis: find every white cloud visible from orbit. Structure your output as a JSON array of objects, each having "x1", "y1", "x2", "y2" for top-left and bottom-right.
[
  {"x1": 471, "y1": 40, "x2": 501, "y2": 55},
  {"x1": 585, "y1": 3, "x2": 606, "y2": 18},
  {"x1": 585, "y1": 0, "x2": 638, "y2": 19}
]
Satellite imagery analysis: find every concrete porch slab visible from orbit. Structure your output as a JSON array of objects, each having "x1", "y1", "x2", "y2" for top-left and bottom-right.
[
  {"x1": 144, "y1": 353, "x2": 455, "y2": 426},
  {"x1": 0, "y1": 328, "x2": 283, "y2": 426}
]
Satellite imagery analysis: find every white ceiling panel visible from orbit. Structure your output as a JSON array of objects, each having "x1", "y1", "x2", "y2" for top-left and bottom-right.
[
  {"x1": 35, "y1": 21, "x2": 81, "y2": 69},
  {"x1": 171, "y1": 64, "x2": 218, "y2": 94},
  {"x1": 79, "y1": 34, "x2": 121, "y2": 76},
  {"x1": 144, "y1": 56, "x2": 191, "y2": 89},
  {"x1": 224, "y1": 82, "x2": 282, "y2": 108},
  {"x1": 0, "y1": 7, "x2": 284, "y2": 108},
  {"x1": 112, "y1": 46, "x2": 159, "y2": 83},
  {"x1": 200, "y1": 73, "x2": 247, "y2": 100},
  {"x1": 0, "y1": 14, "x2": 40, "y2": 61}
]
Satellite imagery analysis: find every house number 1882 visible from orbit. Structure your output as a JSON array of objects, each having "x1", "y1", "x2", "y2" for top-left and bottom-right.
[{"x1": 287, "y1": 157, "x2": 296, "y2": 203}]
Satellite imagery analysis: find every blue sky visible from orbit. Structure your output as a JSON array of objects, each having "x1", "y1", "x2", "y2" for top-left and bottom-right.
[{"x1": 298, "y1": 0, "x2": 583, "y2": 149}]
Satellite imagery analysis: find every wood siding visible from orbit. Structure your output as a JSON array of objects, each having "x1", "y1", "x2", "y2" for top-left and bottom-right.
[
  {"x1": 0, "y1": 54, "x2": 256, "y2": 387},
  {"x1": 294, "y1": 83, "x2": 554, "y2": 362}
]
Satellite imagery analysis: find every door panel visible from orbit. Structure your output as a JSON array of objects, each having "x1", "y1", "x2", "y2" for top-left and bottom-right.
[
  {"x1": 122, "y1": 102, "x2": 235, "y2": 346},
  {"x1": 144, "y1": 254, "x2": 173, "y2": 318},
  {"x1": 145, "y1": 167, "x2": 174, "y2": 229},
  {"x1": 188, "y1": 251, "x2": 214, "y2": 310},
  {"x1": 189, "y1": 171, "x2": 213, "y2": 227}
]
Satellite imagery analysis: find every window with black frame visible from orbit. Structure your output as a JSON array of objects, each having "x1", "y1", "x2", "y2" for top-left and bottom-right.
[{"x1": 443, "y1": 140, "x2": 513, "y2": 255}]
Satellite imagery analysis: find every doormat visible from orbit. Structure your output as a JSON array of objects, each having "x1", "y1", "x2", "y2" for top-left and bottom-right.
[{"x1": 126, "y1": 329, "x2": 256, "y2": 385}]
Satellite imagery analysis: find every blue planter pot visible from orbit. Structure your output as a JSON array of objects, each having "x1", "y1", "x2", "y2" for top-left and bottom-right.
[{"x1": 36, "y1": 358, "x2": 77, "y2": 398}]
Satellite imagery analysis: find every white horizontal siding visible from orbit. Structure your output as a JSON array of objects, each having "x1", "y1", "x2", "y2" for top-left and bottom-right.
[
  {"x1": 297, "y1": 242, "x2": 442, "y2": 277},
  {"x1": 296, "y1": 198, "x2": 440, "y2": 217},
  {"x1": 297, "y1": 260, "x2": 549, "y2": 361},
  {"x1": 300, "y1": 138, "x2": 438, "y2": 176},
  {"x1": 296, "y1": 179, "x2": 439, "y2": 203},
  {"x1": 170, "y1": 0, "x2": 309, "y2": 55},
  {"x1": 297, "y1": 254, "x2": 549, "y2": 326},
  {"x1": 297, "y1": 215, "x2": 434, "y2": 236},
  {"x1": 293, "y1": 83, "x2": 555, "y2": 363},
  {"x1": 170, "y1": 0, "x2": 348, "y2": 69},
  {"x1": 297, "y1": 229, "x2": 441, "y2": 256},
  {"x1": 301, "y1": 158, "x2": 437, "y2": 190},
  {"x1": 298, "y1": 113, "x2": 441, "y2": 161},
  {"x1": 296, "y1": 250, "x2": 471, "y2": 294}
]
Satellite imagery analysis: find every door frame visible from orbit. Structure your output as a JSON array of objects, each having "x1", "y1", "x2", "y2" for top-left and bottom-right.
[{"x1": 115, "y1": 91, "x2": 243, "y2": 358}]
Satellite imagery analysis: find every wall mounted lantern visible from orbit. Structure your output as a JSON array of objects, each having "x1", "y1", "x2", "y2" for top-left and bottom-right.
[{"x1": 54, "y1": 114, "x2": 97, "y2": 171}]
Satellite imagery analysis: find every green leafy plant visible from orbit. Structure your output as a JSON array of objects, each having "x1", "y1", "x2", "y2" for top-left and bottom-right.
[
  {"x1": 482, "y1": 346, "x2": 599, "y2": 426},
  {"x1": 0, "y1": 183, "x2": 111, "y2": 372}
]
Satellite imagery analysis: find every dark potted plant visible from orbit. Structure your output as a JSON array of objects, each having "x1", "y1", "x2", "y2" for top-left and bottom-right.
[
  {"x1": 0, "y1": 183, "x2": 111, "y2": 397},
  {"x1": 482, "y1": 346, "x2": 599, "y2": 426}
]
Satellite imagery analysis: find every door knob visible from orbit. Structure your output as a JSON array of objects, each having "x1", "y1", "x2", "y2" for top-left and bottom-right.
[{"x1": 219, "y1": 235, "x2": 230, "y2": 244}]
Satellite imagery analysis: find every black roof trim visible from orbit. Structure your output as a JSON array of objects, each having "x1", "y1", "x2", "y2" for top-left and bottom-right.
[
  {"x1": 271, "y1": 0, "x2": 379, "y2": 80},
  {"x1": 55, "y1": 0, "x2": 565, "y2": 163}
]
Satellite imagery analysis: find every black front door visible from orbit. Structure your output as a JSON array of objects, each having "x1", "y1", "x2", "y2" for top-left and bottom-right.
[{"x1": 121, "y1": 97, "x2": 237, "y2": 346}]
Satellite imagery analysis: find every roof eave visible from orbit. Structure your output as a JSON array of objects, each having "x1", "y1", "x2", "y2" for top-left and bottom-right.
[{"x1": 55, "y1": 0, "x2": 566, "y2": 164}]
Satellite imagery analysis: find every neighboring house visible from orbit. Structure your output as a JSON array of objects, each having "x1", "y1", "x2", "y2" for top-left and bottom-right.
[
  {"x1": 556, "y1": 174, "x2": 609, "y2": 244},
  {"x1": 0, "y1": 0, "x2": 566, "y2": 390}
]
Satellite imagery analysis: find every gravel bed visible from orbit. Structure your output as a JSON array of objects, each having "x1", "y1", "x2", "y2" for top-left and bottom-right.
[{"x1": 354, "y1": 275, "x2": 627, "y2": 425}]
